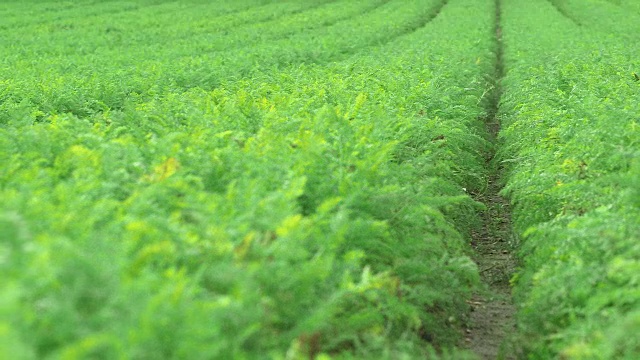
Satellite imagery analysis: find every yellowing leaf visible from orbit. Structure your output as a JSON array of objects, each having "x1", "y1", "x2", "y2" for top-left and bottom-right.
[
  {"x1": 146, "y1": 157, "x2": 180, "y2": 182},
  {"x1": 276, "y1": 215, "x2": 303, "y2": 238}
]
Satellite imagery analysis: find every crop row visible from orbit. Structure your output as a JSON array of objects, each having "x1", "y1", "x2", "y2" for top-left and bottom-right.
[
  {"x1": 2, "y1": 0, "x2": 454, "y2": 121},
  {"x1": 499, "y1": 0, "x2": 640, "y2": 357},
  {"x1": 1, "y1": 0, "x2": 496, "y2": 358}
]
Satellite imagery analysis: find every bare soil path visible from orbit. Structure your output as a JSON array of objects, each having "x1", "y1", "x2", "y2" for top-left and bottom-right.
[
  {"x1": 463, "y1": 0, "x2": 519, "y2": 358},
  {"x1": 465, "y1": 176, "x2": 518, "y2": 359}
]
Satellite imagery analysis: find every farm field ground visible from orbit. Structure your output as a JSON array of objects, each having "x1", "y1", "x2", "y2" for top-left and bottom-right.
[{"x1": 0, "y1": 0, "x2": 638, "y2": 359}]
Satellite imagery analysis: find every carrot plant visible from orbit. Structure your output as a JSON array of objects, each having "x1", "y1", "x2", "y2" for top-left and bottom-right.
[
  {"x1": 1, "y1": 0, "x2": 496, "y2": 358},
  {"x1": 499, "y1": 0, "x2": 640, "y2": 357}
]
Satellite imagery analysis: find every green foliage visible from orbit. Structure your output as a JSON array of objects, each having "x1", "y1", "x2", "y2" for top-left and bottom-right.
[
  {"x1": 0, "y1": 0, "x2": 496, "y2": 358},
  {"x1": 499, "y1": 0, "x2": 640, "y2": 357}
]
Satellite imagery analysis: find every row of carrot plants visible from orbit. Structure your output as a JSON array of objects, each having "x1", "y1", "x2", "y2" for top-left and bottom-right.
[
  {"x1": 1, "y1": 0, "x2": 497, "y2": 358},
  {"x1": 1, "y1": 0, "x2": 446, "y2": 120},
  {"x1": 499, "y1": 0, "x2": 640, "y2": 357}
]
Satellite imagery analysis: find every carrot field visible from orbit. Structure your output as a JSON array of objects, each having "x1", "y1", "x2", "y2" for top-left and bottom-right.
[{"x1": 1, "y1": 1, "x2": 638, "y2": 359}]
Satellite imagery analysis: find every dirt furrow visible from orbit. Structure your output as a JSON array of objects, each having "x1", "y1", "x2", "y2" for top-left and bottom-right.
[
  {"x1": 547, "y1": 0, "x2": 583, "y2": 26},
  {"x1": 464, "y1": 0, "x2": 518, "y2": 358}
]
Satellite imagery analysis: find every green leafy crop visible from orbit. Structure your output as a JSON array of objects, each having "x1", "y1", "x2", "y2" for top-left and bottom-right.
[
  {"x1": 0, "y1": 0, "x2": 496, "y2": 358},
  {"x1": 499, "y1": 0, "x2": 640, "y2": 357}
]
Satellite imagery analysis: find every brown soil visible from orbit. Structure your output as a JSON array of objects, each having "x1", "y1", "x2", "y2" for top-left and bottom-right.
[
  {"x1": 463, "y1": 0, "x2": 520, "y2": 358},
  {"x1": 464, "y1": 175, "x2": 518, "y2": 359}
]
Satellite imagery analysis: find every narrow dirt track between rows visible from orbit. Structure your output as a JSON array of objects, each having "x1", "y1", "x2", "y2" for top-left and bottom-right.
[
  {"x1": 464, "y1": 0, "x2": 518, "y2": 358},
  {"x1": 547, "y1": 0, "x2": 583, "y2": 26}
]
